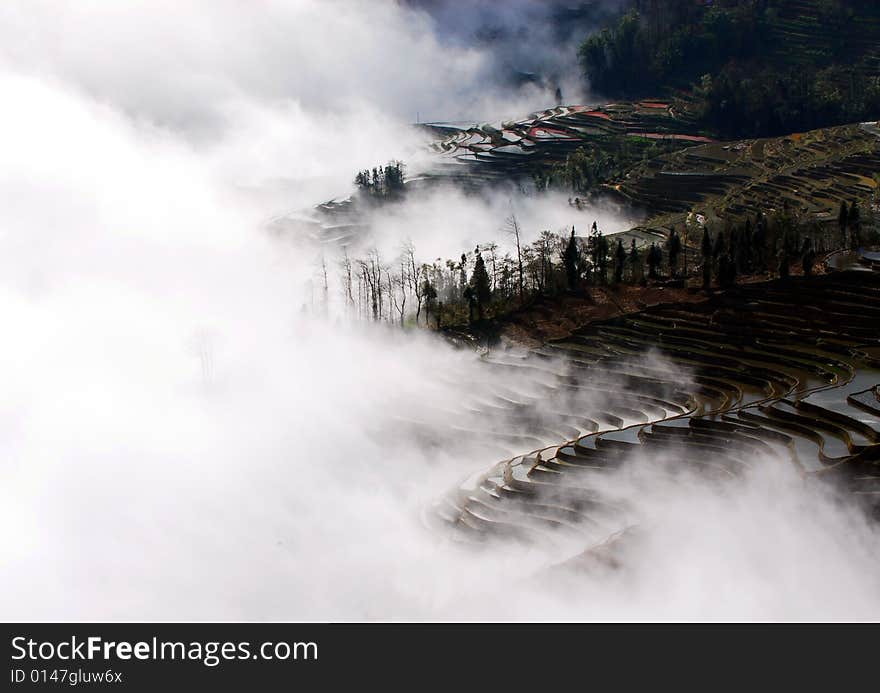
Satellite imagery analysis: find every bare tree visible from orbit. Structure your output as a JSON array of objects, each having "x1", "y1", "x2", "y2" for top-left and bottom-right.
[
  {"x1": 504, "y1": 210, "x2": 525, "y2": 303},
  {"x1": 403, "y1": 241, "x2": 424, "y2": 325},
  {"x1": 320, "y1": 253, "x2": 329, "y2": 315},
  {"x1": 357, "y1": 267, "x2": 365, "y2": 320},
  {"x1": 388, "y1": 260, "x2": 408, "y2": 327},
  {"x1": 339, "y1": 248, "x2": 355, "y2": 315},
  {"x1": 357, "y1": 248, "x2": 384, "y2": 321}
]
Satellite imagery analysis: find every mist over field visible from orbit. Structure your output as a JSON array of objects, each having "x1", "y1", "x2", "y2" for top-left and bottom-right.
[{"x1": 1, "y1": 0, "x2": 879, "y2": 621}]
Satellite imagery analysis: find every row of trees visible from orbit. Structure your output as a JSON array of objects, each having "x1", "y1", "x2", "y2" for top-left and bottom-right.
[
  {"x1": 354, "y1": 161, "x2": 406, "y2": 200},
  {"x1": 329, "y1": 223, "x2": 672, "y2": 328},
  {"x1": 688, "y1": 198, "x2": 871, "y2": 288},
  {"x1": 332, "y1": 220, "x2": 606, "y2": 329},
  {"x1": 325, "y1": 197, "x2": 872, "y2": 330}
]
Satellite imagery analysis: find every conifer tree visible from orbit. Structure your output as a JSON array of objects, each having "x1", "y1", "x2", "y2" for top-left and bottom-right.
[
  {"x1": 647, "y1": 242, "x2": 662, "y2": 279},
  {"x1": 562, "y1": 226, "x2": 581, "y2": 291},
  {"x1": 614, "y1": 238, "x2": 626, "y2": 284},
  {"x1": 422, "y1": 278, "x2": 438, "y2": 325},
  {"x1": 667, "y1": 228, "x2": 681, "y2": 277},
  {"x1": 463, "y1": 285, "x2": 475, "y2": 324},
  {"x1": 459, "y1": 253, "x2": 468, "y2": 293},
  {"x1": 629, "y1": 239, "x2": 640, "y2": 283},
  {"x1": 470, "y1": 248, "x2": 492, "y2": 320}
]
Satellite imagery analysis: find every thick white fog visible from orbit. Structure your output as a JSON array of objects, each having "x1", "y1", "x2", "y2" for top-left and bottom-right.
[{"x1": 2, "y1": 1, "x2": 880, "y2": 621}]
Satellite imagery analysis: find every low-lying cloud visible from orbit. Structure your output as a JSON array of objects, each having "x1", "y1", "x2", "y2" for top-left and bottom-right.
[{"x1": 1, "y1": 0, "x2": 878, "y2": 621}]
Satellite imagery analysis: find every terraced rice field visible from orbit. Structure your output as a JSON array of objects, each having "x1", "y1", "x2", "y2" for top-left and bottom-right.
[
  {"x1": 431, "y1": 267, "x2": 880, "y2": 546},
  {"x1": 268, "y1": 101, "x2": 706, "y2": 248},
  {"x1": 421, "y1": 0, "x2": 880, "y2": 194},
  {"x1": 617, "y1": 122, "x2": 880, "y2": 229},
  {"x1": 766, "y1": 1, "x2": 880, "y2": 79},
  {"x1": 423, "y1": 106, "x2": 879, "y2": 249},
  {"x1": 281, "y1": 107, "x2": 878, "y2": 255},
  {"x1": 421, "y1": 101, "x2": 710, "y2": 186}
]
